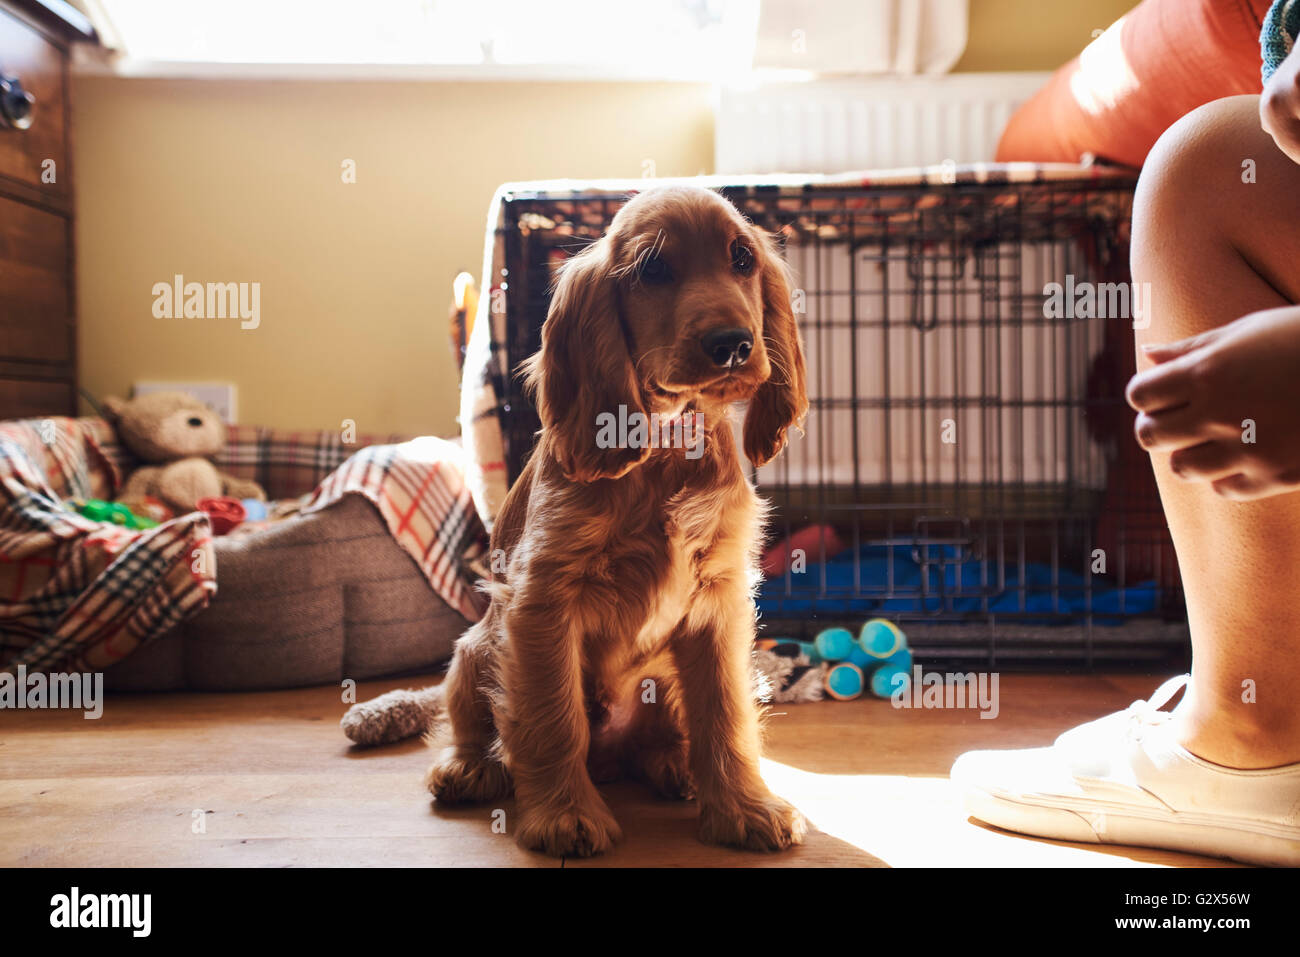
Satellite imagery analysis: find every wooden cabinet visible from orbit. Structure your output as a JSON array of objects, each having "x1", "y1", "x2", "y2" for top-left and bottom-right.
[{"x1": 0, "y1": 0, "x2": 94, "y2": 419}]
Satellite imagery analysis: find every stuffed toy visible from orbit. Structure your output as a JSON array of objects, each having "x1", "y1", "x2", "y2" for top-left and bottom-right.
[{"x1": 103, "y1": 391, "x2": 266, "y2": 515}]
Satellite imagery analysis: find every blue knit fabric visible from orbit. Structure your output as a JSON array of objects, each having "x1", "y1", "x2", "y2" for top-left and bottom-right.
[{"x1": 1262, "y1": 0, "x2": 1300, "y2": 81}]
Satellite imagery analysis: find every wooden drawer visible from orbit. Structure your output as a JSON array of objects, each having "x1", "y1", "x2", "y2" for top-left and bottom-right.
[
  {"x1": 0, "y1": 4, "x2": 68, "y2": 199},
  {"x1": 0, "y1": 192, "x2": 70, "y2": 363},
  {"x1": 0, "y1": 373, "x2": 72, "y2": 418}
]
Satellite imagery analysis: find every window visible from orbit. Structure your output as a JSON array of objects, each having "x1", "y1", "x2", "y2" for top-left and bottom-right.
[{"x1": 87, "y1": 0, "x2": 763, "y2": 80}]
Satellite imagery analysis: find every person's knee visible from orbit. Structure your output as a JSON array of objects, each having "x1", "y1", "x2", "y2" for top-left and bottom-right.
[
  {"x1": 1132, "y1": 95, "x2": 1300, "y2": 339},
  {"x1": 1144, "y1": 95, "x2": 1269, "y2": 178},
  {"x1": 1134, "y1": 96, "x2": 1268, "y2": 262}
]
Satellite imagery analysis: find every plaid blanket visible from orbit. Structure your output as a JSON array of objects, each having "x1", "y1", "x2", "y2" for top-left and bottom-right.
[
  {"x1": 1, "y1": 417, "x2": 487, "y2": 675},
  {"x1": 301, "y1": 437, "x2": 488, "y2": 622}
]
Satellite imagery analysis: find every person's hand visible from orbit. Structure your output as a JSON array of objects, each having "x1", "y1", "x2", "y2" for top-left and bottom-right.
[
  {"x1": 1262, "y1": 43, "x2": 1300, "y2": 165},
  {"x1": 1127, "y1": 306, "x2": 1300, "y2": 501}
]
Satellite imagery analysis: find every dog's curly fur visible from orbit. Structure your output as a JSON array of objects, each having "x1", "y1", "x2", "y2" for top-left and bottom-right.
[{"x1": 424, "y1": 185, "x2": 809, "y2": 857}]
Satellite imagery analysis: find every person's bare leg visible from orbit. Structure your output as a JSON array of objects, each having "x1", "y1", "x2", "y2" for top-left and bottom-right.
[{"x1": 1132, "y1": 94, "x2": 1300, "y2": 768}]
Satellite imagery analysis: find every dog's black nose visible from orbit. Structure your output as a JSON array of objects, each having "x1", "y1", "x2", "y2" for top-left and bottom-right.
[
  {"x1": 701, "y1": 327, "x2": 754, "y2": 369},
  {"x1": 187, "y1": 417, "x2": 203, "y2": 427}
]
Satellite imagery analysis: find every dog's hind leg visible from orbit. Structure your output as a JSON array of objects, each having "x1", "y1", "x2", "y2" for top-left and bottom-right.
[
  {"x1": 424, "y1": 618, "x2": 513, "y2": 804},
  {"x1": 621, "y1": 668, "x2": 695, "y2": 801}
]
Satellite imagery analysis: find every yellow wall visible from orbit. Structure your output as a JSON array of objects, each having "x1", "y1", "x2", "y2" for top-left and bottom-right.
[
  {"x1": 72, "y1": 1, "x2": 1135, "y2": 436},
  {"x1": 955, "y1": 0, "x2": 1136, "y2": 72},
  {"x1": 72, "y1": 79, "x2": 714, "y2": 436}
]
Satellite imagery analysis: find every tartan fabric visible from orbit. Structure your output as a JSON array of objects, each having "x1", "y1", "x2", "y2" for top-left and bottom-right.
[
  {"x1": 302, "y1": 436, "x2": 489, "y2": 621},
  {"x1": 1, "y1": 418, "x2": 488, "y2": 676},
  {"x1": 0, "y1": 417, "x2": 217, "y2": 673},
  {"x1": 215, "y1": 424, "x2": 413, "y2": 501}
]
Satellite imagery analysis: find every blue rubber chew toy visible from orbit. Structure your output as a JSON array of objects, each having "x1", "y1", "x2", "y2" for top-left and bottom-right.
[
  {"x1": 870, "y1": 664, "x2": 912, "y2": 699},
  {"x1": 846, "y1": 645, "x2": 874, "y2": 669},
  {"x1": 859, "y1": 619, "x2": 912, "y2": 699},
  {"x1": 859, "y1": 618, "x2": 906, "y2": 660},
  {"x1": 797, "y1": 619, "x2": 914, "y2": 702},
  {"x1": 825, "y1": 662, "x2": 865, "y2": 700},
  {"x1": 875, "y1": 645, "x2": 912, "y2": 673},
  {"x1": 811, "y1": 626, "x2": 855, "y2": 663}
]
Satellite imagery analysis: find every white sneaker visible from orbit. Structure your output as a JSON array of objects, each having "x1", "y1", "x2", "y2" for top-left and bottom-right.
[{"x1": 950, "y1": 675, "x2": 1300, "y2": 866}]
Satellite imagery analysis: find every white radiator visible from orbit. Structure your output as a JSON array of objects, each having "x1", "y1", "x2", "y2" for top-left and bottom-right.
[{"x1": 714, "y1": 73, "x2": 1051, "y2": 174}]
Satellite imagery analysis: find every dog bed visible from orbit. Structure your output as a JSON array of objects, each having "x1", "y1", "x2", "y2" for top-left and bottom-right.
[
  {"x1": 0, "y1": 417, "x2": 488, "y2": 689},
  {"x1": 104, "y1": 495, "x2": 472, "y2": 691}
]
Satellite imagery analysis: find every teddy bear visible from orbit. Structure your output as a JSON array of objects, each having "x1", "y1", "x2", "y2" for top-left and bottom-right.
[{"x1": 103, "y1": 391, "x2": 266, "y2": 515}]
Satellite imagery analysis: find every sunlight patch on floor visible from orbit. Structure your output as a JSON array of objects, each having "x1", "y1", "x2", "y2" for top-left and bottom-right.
[{"x1": 759, "y1": 758, "x2": 1168, "y2": 868}]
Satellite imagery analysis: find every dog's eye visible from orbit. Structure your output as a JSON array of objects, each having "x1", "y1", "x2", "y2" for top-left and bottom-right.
[
  {"x1": 730, "y1": 240, "x2": 755, "y2": 276},
  {"x1": 637, "y1": 252, "x2": 672, "y2": 284}
]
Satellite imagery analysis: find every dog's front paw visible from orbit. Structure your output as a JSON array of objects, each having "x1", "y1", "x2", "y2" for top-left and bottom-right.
[
  {"x1": 516, "y1": 798, "x2": 623, "y2": 858},
  {"x1": 425, "y1": 747, "x2": 512, "y2": 805},
  {"x1": 698, "y1": 790, "x2": 806, "y2": 852}
]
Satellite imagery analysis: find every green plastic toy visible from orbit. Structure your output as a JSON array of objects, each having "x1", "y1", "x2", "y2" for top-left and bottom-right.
[{"x1": 73, "y1": 498, "x2": 159, "y2": 530}]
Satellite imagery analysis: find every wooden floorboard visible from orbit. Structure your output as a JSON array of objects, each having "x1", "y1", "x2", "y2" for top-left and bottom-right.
[{"x1": 0, "y1": 671, "x2": 1234, "y2": 867}]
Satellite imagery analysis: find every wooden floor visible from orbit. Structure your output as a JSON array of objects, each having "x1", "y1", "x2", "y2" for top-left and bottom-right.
[{"x1": 0, "y1": 672, "x2": 1236, "y2": 867}]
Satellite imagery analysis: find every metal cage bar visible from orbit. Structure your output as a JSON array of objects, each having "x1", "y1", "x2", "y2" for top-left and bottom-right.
[{"x1": 492, "y1": 179, "x2": 1189, "y2": 670}]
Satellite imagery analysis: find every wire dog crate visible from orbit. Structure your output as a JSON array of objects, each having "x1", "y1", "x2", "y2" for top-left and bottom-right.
[{"x1": 478, "y1": 170, "x2": 1188, "y2": 669}]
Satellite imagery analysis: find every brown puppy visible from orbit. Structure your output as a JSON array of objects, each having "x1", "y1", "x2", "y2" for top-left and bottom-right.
[{"x1": 425, "y1": 185, "x2": 809, "y2": 857}]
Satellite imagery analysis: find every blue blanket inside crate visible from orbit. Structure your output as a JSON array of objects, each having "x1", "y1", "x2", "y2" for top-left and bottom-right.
[{"x1": 757, "y1": 544, "x2": 1159, "y2": 620}]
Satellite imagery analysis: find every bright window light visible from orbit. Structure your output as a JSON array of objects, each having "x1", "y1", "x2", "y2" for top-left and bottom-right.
[{"x1": 94, "y1": 0, "x2": 761, "y2": 79}]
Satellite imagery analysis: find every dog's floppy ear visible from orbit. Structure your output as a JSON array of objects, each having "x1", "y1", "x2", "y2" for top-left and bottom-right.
[
  {"x1": 744, "y1": 229, "x2": 808, "y2": 468},
  {"x1": 525, "y1": 237, "x2": 650, "y2": 483}
]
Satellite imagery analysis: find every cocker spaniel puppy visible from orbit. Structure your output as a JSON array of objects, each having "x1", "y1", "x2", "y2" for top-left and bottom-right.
[{"x1": 424, "y1": 185, "x2": 809, "y2": 857}]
